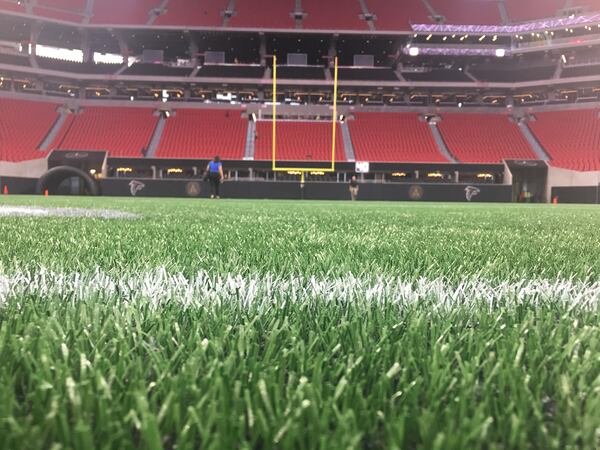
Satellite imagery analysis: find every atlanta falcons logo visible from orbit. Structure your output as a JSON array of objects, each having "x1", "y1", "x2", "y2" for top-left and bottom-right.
[
  {"x1": 129, "y1": 180, "x2": 146, "y2": 196},
  {"x1": 465, "y1": 186, "x2": 480, "y2": 202}
]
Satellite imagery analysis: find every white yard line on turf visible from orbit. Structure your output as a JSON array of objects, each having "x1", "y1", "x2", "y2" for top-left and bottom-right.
[
  {"x1": 0, "y1": 268, "x2": 598, "y2": 310},
  {"x1": 0, "y1": 206, "x2": 139, "y2": 219}
]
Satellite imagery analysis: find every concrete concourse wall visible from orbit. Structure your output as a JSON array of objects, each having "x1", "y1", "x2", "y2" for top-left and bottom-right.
[
  {"x1": 547, "y1": 166, "x2": 600, "y2": 203},
  {"x1": 0, "y1": 159, "x2": 48, "y2": 178}
]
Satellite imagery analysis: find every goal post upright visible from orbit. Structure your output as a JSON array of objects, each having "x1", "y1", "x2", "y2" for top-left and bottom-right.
[
  {"x1": 330, "y1": 56, "x2": 338, "y2": 172},
  {"x1": 270, "y1": 55, "x2": 339, "y2": 175},
  {"x1": 272, "y1": 54, "x2": 277, "y2": 172}
]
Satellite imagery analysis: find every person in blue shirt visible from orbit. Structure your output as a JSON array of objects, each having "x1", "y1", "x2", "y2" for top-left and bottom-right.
[{"x1": 205, "y1": 156, "x2": 224, "y2": 199}]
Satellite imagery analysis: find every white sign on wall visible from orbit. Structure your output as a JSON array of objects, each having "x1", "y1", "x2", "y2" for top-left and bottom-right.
[{"x1": 355, "y1": 161, "x2": 370, "y2": 173}]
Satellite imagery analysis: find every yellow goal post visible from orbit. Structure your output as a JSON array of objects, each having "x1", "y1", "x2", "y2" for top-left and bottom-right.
[{"x1": 270, "y1": 55, "x2": 339, "y2": 181}]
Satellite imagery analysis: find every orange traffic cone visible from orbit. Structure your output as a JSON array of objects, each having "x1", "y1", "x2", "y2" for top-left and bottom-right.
[
  {"x1": 2, "y1": 185, "x2": 7, "y2": 195},
  {"x1": 44, "y1": 189, "x2": 49, "y2": 197}
]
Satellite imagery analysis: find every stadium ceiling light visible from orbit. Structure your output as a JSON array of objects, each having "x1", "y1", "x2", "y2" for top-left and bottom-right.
[
  {"x1": 495, "y1": 48, "x2": 506, "y2": 58},
  {"x1": 561, "y1": 54, "x2": 567, "y2": 63},
  {"x1": 426, "y1": 34, "x2": 432, "y2": 41},
  {"x1": 408, "y1": 46, "x2": 420, "y2": 56},
  {"x1": 479, "y1": 35, "x2": 486, "y2": 41},
  {"x1": 442, "y1": 36, "x2": 448, "y2": 41},
  {"x1": 492, "y1": 35, "x2": 498, "y2": 41}
]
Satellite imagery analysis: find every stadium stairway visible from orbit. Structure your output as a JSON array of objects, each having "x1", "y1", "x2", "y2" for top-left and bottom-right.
[
  {"x1": 340, "y1": 121, "x2": 356, "y2": 161},
  {"x1": 224, "y1": 0, "x2": 236, "y2": 26},
  {"x1": 498, "y1": 1, "x2": 509, "y2": 24},
  {"x1": 428, "y1": 121, "x2": 457, "y2": 163},
  {"x1": 146, "y1": 0, "x2": 169, "y2": 25},
  {"x1": 518, "y1": 119, "x2": 550, "y2": 161},
  {"x1": 356, "y1": 0, "x2": 376, "y2": 31},
  {"x1": 293, "y1": 0, "x2": 302, "y2": 28},
  {"x1": 145, "y1": 114, "x2": 167, "y2": 158},
  {"x1": 39, "y1": 107, "x2": 69, "y2": 151},
  {"x1": 419, "y1": 0, "x2": 436, "y2": 19},
  {"x1": 244, "y1": 120, "x2": 256, "y2": 159}
]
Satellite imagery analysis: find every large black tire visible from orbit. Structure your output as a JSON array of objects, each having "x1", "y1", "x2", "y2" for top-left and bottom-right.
[{"x1": 36, "y1": 165, "x2": 100, "y2": 196}]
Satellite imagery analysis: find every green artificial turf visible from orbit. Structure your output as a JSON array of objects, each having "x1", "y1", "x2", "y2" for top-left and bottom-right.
[{"x1": 0, "y1": 196, "x2": 599, "y2": 449}]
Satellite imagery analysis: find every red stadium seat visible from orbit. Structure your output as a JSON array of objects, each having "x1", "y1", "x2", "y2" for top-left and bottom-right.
[
  {"x1": 154, "y1": 0, "x2": 227, "y2": 26},
  {"x1": 229, "y1": 0, "x2": 295, "y2": 28},
  {"x1": 52, "y1": 107, "x2": 159, "y2": 157},
  {"x1": 254, "y1": 121, "x2": 346, "y2": 161},
  {"x1": 367, "y1": 0, "x2": 429, "y2": 30},
  {"x1": 428, "y1": 0, "x2": 501, "y2": 25},
  {"x1": 5, "y1": 0, "x2": 598, "y2": 28},
  {"x1": 504, "y1": 0, "x2": 564, "y2": 22},
  {"x1": 0, "y1": 0, "x2": 26, "y2": 13},
  {"x1": 301, "y1": 0, "x2": 367, "y2": 30},
  {"x1": 528, "y1": 109, "x2": 600, "y2": 171},
  {"x1": 91, "y1": 0, "x2": 161, "y2": 24},
  {"x1": 156, "y1": 109, "x2": 247, "y2": 159},
  {"x1": 0, "y1": 98, "x2": 59, "y2": 162},
  {"x1": 37, "y1": 0, "x2": 86, "y2": 10},
  {"x1": 32, "y1": 7, "x2": 84, "y2": 22},
  {"x1": 437, "y1": 114, "x2": 537, "y2": 163},
  {"x1": 573, "y1": 0, "x2": 600, "y2": 12},
  {"x1": 3, "y1": 95, "x2": 599, "y2": 169},
  {"x1": 349, "y1": 112, "x2": 447, "y2": 162}
]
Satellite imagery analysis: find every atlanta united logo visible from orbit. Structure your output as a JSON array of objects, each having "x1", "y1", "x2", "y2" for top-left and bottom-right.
[
  {"x1": 408, "y1": 185, "x2": 424, "y2": 201},
  {"x1": 186, "y1": 181, "x2": 201, "y2": 197}
]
